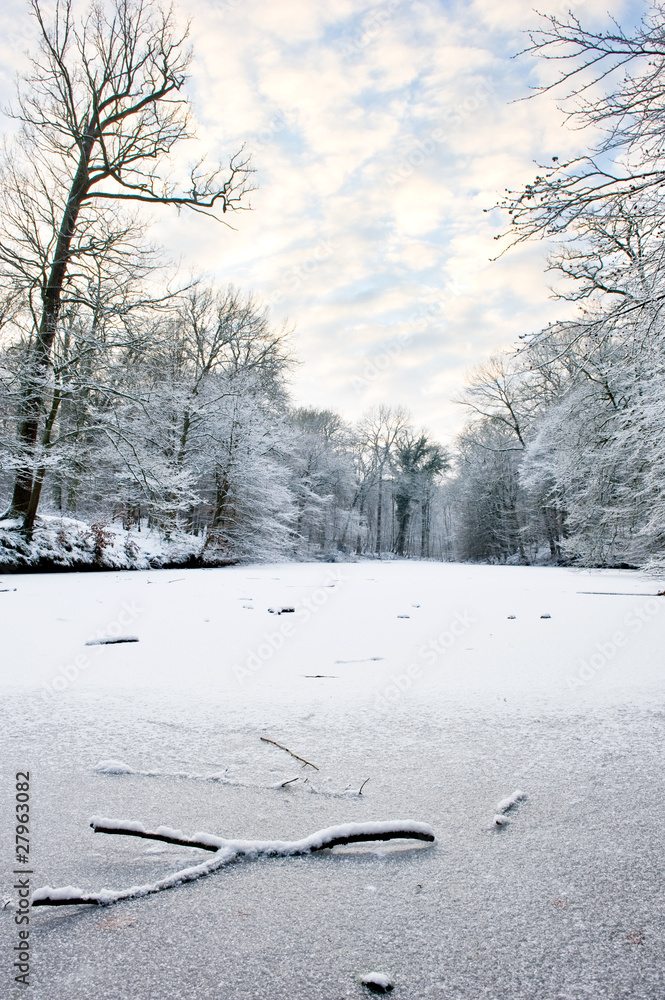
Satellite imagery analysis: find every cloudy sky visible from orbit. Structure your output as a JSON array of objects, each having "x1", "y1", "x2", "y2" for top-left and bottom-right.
[{"x1": 0, "y1": 0, "x2": 645, "y2": 441}]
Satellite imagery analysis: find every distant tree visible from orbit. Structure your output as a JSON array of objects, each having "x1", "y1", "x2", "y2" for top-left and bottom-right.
[
  {"x1": 287, "y1": 407, "x2": 354, "y2": 553},
  {"x1": 357, "y1": 405, "x2": 409, "y2": 554},
  {"x1": 393, "y1": 433, "x2": 448, "y2": 557}
]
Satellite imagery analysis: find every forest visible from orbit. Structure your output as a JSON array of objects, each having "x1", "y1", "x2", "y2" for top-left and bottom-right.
[{"x1": 1, "y1": 1, "x2": 665, "y2": 569}]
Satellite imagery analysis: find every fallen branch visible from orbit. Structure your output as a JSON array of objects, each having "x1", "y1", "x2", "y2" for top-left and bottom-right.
[
  {"x1": 85, "y1": 637, "x2": 139, "y2": 646},
  {"x1": 578, "y1": 591, "x2": 662, "y2": 597},
  {"x1": 260, "y1": 736, "x2": 319, "y2": 770},
  {"x1": 31, "y1": 818, "x2": 435, "y2": 907},
  {"x1": 496, "y1": 789, "x2": 525, "y2": 814},
  {"x1": 493, "y1": 789, "x2": 526, "y2": 827}
]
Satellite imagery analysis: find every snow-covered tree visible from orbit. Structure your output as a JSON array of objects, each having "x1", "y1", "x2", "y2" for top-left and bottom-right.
[{"x1": 0, "y1": 0, "x2": 252, "y2": 534}]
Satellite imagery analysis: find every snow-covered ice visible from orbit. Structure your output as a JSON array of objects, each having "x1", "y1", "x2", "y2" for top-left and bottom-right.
[{"x1": 1, "y1": 560, "x2": 664, "y2": 998}]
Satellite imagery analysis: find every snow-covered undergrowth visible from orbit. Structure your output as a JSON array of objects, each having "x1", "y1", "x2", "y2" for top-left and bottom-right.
[{"x1": 0, "y1": 516, "x2": 234, "y2": 571}]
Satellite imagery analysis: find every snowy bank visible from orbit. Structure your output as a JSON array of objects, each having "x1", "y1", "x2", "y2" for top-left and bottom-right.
[{"x1": 0, "y1": 516, "x2": 239, "y2": 572}]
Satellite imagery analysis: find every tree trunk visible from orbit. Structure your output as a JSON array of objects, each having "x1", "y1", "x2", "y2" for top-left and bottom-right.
[
  {"x1": 22, "y1": 387, "x2": 64, "y2": 535},
  {"x1": 421, "y1": 498, "x2": 430, "y2": 557},
  {"x1": 394, "y1": 497, "x2": 410, "y2": 556},
  {"x1": 7, "y1": 128, "x2": 95, "y2": 531},
  {"x1": 375, "y1": 472, "x2": 382, "y2": 555}
]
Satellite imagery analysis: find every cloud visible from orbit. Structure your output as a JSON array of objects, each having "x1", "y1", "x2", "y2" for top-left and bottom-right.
[{"x1": 0, "y1": 0, "x2": 636, "y2": 443}]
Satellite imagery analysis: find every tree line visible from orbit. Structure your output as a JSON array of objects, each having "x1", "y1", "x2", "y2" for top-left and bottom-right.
[
  {"x1": 2, "y1": 0, "x2": 664, "y2": 568},
  {"x1": 444, "y1": 3, "x2": 665, "y2": 569},
  {"x1": 0, "y1": 0, "x2": 450, "y2": 563},
  {"x1": 0, "y1": 277, "x2": 450, "y2": 559}
]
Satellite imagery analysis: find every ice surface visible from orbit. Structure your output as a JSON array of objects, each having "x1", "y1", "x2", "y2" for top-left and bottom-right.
[{"x1": 1, "y1": 560, "x2": 664, "y2": 999}]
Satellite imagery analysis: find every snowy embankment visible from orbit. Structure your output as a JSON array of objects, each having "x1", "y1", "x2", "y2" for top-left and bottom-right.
[{"x1": 0, "y1": 515, "x2": 237, "y2": 572}]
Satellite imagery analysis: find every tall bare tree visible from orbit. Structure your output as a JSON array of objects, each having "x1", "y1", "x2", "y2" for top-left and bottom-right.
[
  {"x1": 0, "y1": 0, "x2": 253, "y2": 533},
  {"x1": 357, "y1": 405, "x2": 409, "y2": 554}
]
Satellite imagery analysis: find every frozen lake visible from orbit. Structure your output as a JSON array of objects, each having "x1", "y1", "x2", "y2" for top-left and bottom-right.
[{"x1": 1, "y1": 560, "x2": 664, "y2": 999}]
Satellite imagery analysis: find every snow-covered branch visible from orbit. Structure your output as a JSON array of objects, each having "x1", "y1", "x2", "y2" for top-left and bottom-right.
[{"x1": 31, "y1": 818, "x2": 436, "y2": 907}]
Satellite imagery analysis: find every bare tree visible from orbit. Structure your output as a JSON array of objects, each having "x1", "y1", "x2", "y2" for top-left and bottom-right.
[
  {"x1": 499, "y1": 5, "x2": 665, "y2": 249},
  {"x1": 356, "y1": 405, "x2": 410, "y2": 554},
  {"x1": 0, "y1": 0, "x2": 253, "y2": 533}
]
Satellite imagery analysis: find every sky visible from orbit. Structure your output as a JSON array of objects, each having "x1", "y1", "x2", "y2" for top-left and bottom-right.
[{"x1": 0, "y1": 0, "x2": 647, "y2": 443}]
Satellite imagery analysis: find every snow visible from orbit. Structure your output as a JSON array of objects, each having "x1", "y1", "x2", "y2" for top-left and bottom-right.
[
  {"x1": 89, "y1": 816, "x2": 149, "y2": 833},
  {"x1": 93, "y1": 761, "x2": 136, "y2": 774},
  {"x1": 31, "y1": 886, "x2": 85, "y2": 903},
  {"x1": 0, "y1": 515, "x2": 225, "y2": 571},
  {"x1": 360, "y1": 970, "x2": 394, "y2": 992},
  {"x1": 496, "y1": 789, "x2": 526, "y2": 814},
  {"x1": 1, "y1": 559, "x2": 664, "y2": 999}
]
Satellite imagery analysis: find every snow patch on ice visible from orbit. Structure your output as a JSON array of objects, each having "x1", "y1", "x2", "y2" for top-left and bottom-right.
[
  {"x1": 93, "y1": 760, "x2": 136, "y2": 775},
  {"x1": 360, "y1": 970, "x2": 394, "y2": 992},
  {"x1": 496, "y1": 789, "x2": 526, "y2": 814}
]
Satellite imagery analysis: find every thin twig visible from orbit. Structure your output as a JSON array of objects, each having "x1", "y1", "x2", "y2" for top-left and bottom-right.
[
  {"x1": 260, "y1": 737, "x2": 319, "y2": 770},
  {"x1": 359, "y1": 778, "x2": 370, "y2": 795}
]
